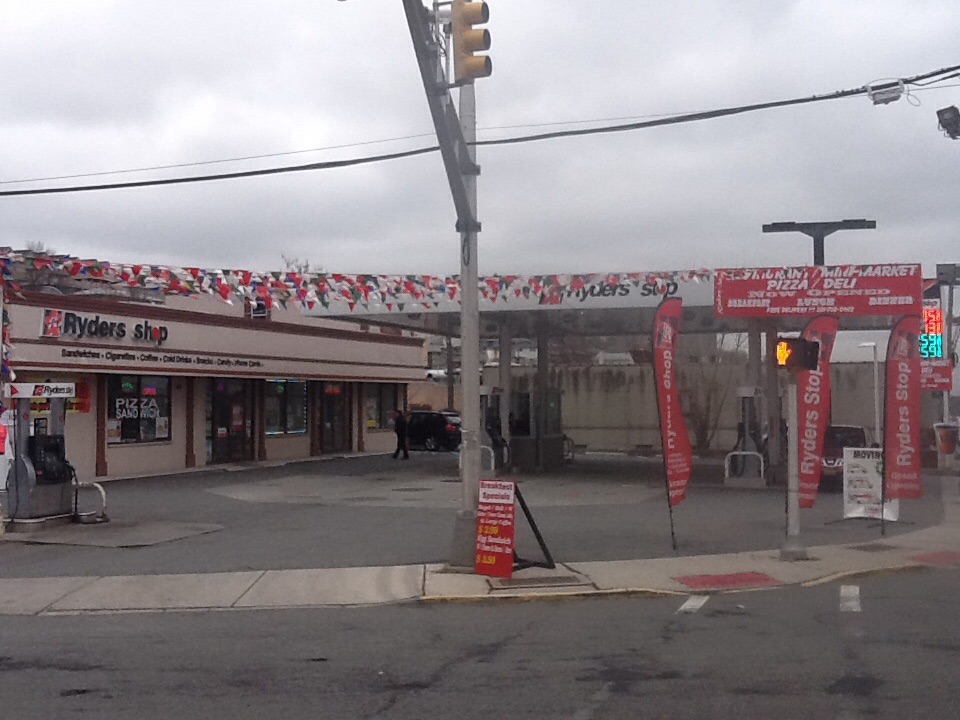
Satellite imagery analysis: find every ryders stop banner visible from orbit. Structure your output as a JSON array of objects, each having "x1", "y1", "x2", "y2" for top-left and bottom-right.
[
  {"x1": 652, "y1": 297, "x2": 692, "y2": 505},
  {"x1": 884, "y1": 316, "x2": 922, "y2": 499},
  {"x1": 797, "y1": 316, "x2": 839, "y2": 508}
]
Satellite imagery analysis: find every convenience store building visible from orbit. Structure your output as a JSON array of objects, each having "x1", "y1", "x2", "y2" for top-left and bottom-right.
[{"x1": 6, "y1": 288, "x2": 425, "y2": 480}]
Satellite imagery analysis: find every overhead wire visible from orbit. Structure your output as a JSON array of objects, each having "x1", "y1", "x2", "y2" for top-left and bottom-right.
[{"x1": 1, "y1": 62, "x2": 958, "y2": 198}]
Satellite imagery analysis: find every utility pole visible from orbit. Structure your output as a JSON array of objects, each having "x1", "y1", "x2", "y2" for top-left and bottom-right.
[
  {"x1": 401, "y1": 0, "x2": 491, "y2": 568},
  {"x1": 762, "y1": 219, "x2": 876, "y2": 266}
]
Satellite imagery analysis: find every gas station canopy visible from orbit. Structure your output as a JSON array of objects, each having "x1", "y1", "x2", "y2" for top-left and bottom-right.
[{"x1": 300, "y1": 264, "x2": 925, "y2": 337}]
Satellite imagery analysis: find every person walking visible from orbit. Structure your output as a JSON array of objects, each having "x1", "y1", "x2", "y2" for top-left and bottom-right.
[{"x1": 391, "y1": 409, "x2": 409, "y2": 460}]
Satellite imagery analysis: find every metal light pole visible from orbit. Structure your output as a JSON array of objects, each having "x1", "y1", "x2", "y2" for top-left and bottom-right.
[
  {"x1": 780, "y1": 375, "x2": 808, "y2": 561},
  {"x1": 859, "y1": 341, "x2": 881, "y2": 443},
  {"x1": 938, "y1": 263, "x2": 958, "y2": 422},
  {"x1": 400, "y1": 0, "x2": 489, "y2": 568},
  {"x1": 452, "y1": 80, "x2": 483, "y2": 567},
  {"x1": 762, "y1": 219, "x2": 876, "y2": 266}
]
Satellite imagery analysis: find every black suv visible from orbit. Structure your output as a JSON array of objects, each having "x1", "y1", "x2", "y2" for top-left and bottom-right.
[{"x1": 407, "y1": 411, "x2": 462, "y2": 451}]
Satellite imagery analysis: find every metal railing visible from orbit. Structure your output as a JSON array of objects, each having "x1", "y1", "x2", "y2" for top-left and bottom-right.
[{"x1": 73, "y1": 472, "x2": 108, "y2": 524}]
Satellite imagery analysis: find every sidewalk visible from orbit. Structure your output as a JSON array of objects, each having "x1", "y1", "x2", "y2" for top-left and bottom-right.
[{"x1": 2, "y1": 474, "x2": 957, "y2": 616}]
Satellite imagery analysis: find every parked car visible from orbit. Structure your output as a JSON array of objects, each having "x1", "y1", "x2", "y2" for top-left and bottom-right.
[
  {"x1": 407, "y1": 410, "x2": 462, "y2": 451},
  {"x1": 821, "y1": 424, "x2": 870, "y2": 490}
]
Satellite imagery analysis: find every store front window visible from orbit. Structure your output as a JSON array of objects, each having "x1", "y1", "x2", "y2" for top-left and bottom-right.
[
  {"x1": 107, "y1": 375, "x2": 171, "y2": 444},
  {"x1": 265, "y1": 379, "x2": 307, "y2": 435},
  {"x1": 365, "y1": 383, "x2": 400, "y2": 429}
]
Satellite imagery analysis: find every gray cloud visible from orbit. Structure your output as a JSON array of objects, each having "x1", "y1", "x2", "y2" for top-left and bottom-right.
[{"x1": 1, "y1": 0, "x2": 958, "y2": 279}]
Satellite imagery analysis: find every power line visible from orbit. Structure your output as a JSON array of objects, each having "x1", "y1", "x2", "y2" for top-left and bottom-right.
[
  {"x1": 2, "y1": 63, "x2": 958, "y2": 198},
  {"x1": 0, "y1": 111, "x2": 710, "y2": 187},
  {"x1": 0, "y1": 132, "x2": 439, "y2": 186},
  {"x1": 0, "y1": 146, "x2": 439, "y2": 196}
]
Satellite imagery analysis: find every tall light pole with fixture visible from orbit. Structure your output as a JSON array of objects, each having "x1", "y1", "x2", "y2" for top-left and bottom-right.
[
  {"x1": 762, "y1": 219, "x2": 876, "y2": 266},
  {"x1": 859, "y1": 341, "x2": 881, "y2": 443}
]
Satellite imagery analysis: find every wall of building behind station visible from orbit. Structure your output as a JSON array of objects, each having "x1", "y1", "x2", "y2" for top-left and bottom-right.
[
  {"x1": 508, "y1": 366, "x2": 746, "y2": 453},
  {"x1": 497, "y1": 362, "x2": 942, "y2": 454}
]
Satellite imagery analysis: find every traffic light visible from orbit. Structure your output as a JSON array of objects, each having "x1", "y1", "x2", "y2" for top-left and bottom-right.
[
  {"x1": 452, "y1": 0, "x2": 491, "y2": 83},
  {"x1": 775, "y1": 337, "x2": 820, "y2": 371}
]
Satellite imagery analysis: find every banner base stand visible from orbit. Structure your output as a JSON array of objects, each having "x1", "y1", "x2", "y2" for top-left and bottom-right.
[{"x1": 512, "y1": 485, "x2": 556, "y2": 571}]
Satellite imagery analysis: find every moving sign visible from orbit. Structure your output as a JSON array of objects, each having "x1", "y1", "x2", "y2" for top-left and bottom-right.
[{"x1": 920, "y1": 299, "x2": 944, "y2": 359}]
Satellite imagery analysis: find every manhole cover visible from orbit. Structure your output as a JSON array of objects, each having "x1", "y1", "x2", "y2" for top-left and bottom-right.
[
  {"x1": 490, "y1": 575, "x2": 585, "y2": 589},
  {"x1": 392, "y1": 487, "x2": 431, "y2": 493},
  {"x1": 848, "y1": 542, "x2": 898, "y2": 553}
]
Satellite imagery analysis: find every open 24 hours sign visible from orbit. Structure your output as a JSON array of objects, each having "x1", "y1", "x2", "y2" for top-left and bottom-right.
[{"x1": 714, "y1": 264, "x2": 922, "y2": 318}]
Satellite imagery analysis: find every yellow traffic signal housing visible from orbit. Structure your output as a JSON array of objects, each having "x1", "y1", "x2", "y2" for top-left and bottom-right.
[
  {"x1": 452, "y1": 0, "x2": 491, "y2": 83},
  {"x1": 775, "y1": 337, "x2": 820, "y2": 372}
]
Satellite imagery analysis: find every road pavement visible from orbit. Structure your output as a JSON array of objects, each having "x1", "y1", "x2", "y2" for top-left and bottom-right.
[
  {"x1": 1, "y1": 452, "x2": 958, "y2": 614},
  {"x1": 2, "y1": 570, "x2": 958, "y2": 719}
]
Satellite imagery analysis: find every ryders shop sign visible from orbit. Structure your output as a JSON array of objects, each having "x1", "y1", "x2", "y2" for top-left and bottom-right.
[{"x1": 41, "y1": 309, "x2": 170, "y2": 346}]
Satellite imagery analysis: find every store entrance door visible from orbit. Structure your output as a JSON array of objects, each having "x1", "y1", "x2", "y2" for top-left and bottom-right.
[
  {"x1": 319, "y1": 382, "x2": 350, "y2": 454},
  {"x1": 208, "y1": 378, "x2": 254, "y2": 463}
]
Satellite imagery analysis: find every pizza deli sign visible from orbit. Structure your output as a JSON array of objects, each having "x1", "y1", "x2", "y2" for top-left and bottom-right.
[
  {"x1": 41, "y1": 309, "x2": 170, "y2": 346},
  {"x1": 714, "y1": 264, "x2": 922, "y2": 318}
]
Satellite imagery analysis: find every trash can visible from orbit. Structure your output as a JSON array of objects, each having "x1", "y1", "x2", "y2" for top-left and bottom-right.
[{"x1": 933, "y1": 423, "x2": 959, "y2": 455}]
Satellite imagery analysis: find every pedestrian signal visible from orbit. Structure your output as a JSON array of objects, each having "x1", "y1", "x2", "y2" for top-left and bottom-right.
[{"x1": 775, "y1": 337, "x2": 820, "y2": 371}]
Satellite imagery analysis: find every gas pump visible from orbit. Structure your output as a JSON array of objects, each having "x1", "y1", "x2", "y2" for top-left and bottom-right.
[
  {"x1": 479, "y1": 386, "x2": 508, "y2": 473},
  {"x1": 5, "y1": 382, "x2": 79, "y2": 525}
]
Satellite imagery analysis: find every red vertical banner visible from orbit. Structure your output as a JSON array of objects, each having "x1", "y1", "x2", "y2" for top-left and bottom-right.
[
  {"x1": 884, "y1": 316, "x2": 923, "y2": 499},
  {"x1": 652, "y1": 297, "x2": 693, "y2": 506},
  {"x1": 796, "y1": 316, "x2": 839, "y2": 508},
  {"x1": 475, "y1": 479, "x2": 516, "y2": 578}
]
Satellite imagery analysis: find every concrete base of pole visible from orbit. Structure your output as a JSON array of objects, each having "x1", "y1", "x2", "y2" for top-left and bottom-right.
[
  {"x1": 779, "y1": 536, "x2": 810, "y2": 562},
  {"x1": 448, "y1": 509, "x2": 478, "y2": 570}
]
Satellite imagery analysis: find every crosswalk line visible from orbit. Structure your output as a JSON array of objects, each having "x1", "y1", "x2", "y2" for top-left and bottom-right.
[
  {"x1": 840, "y1": 584, "x2": 861, "y2": 612},
  {"x1": 676, "y1": 595, "x2": 710, "y2": 614}
]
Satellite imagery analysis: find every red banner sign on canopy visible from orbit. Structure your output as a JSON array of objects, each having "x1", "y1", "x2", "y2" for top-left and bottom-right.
[
  {"x1": 714, "y1": 264, "x2": 922, "y2": 318},
  {"x1": 884, "y1": 316, "x2": 923, "y2": 500},
  {"x1": 797, "y1": 316, "x2": 839, "y2": 508},
  {"x1": 652, "y1": 297, "x2": 693, "y2": 506}
]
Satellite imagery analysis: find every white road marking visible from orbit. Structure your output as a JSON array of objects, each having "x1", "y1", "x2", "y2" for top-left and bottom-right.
[
  {"x1": 840, "y1": 584, "x2": 861, "y2": 613},
  {"x1": 676, "y1": 595, "x2": 710, "y2": 614}
]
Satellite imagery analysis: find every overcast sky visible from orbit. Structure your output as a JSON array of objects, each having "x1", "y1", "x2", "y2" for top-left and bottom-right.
[{"x1": 1, "y1": 1, "x2": 958, "y2": 279}]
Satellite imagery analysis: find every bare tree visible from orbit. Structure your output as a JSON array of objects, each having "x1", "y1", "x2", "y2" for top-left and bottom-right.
[
  {"x1": 678, "y1": 333, "x2": 746, "y2": 453},
  {"x1": 281, "y1": 254, "x2": 321, "y2": 275},
  {"x1": 24, "y1": 240, "x2": 56, "y2": 255}
]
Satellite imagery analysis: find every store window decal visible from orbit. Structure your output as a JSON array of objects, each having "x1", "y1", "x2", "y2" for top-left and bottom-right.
[{"x1": 107, "y1": 375, "x2": 171, "y2": 444}]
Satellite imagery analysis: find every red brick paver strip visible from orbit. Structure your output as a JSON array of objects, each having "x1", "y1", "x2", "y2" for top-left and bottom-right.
[{"x1": 674, "y1": 571, "x2": 781, "y2": 591}]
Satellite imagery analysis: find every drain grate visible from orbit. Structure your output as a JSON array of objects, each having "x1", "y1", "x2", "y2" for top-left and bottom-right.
[
  {"x1": 848, "y1": 542, "x2": 899, "y2": 553},
  {"x1": 392, "y1": 487, "x2": 431, "y2": 493},
  {"x1": 490, "y1": 575, "x2": 585, "y2": 590}
]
